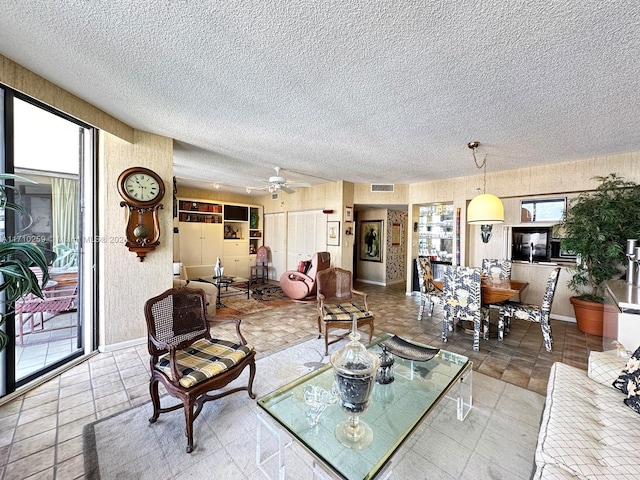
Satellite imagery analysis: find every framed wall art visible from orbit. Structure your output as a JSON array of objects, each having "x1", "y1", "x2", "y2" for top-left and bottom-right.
[
  {"x1": 391, "y1": 223, "x2": 401, "y2": 246},
  {"x1": 360, "y1": 220, "x2": 383, "y2": 262},
  {"x1": 345, "y1": 205, "x2": 353, "y2": 223},
  {"x1": 327, "y1": 221, "x2": 340, "y2": 246}
]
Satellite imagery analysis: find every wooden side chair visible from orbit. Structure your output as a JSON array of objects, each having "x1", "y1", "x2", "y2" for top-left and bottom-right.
[
  {"x1": 144, "y1": 287, "x2": 256, "y2": 453},
  {"x1": 498, "y1": 267, "x2": 561, "y2": 352},
  {"x1": 415, "y1": 256, "x2": 444, "y2": 320},
  {"x1": 316, "y1": 267, "x2": 374, "y2": 355}
]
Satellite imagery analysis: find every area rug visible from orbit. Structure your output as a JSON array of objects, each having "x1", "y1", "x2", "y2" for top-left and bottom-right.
[
  {"x1": 217, "y1": 282, "x2": 290, "y2": 316},
  {"x1": 83, "y1": 338, "x2": 545, "y2": 479}
]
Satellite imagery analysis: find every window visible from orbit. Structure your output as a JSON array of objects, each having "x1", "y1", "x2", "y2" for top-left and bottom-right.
[{"x1": 520, "y1": 198, "x2": 566, "y2": 223}]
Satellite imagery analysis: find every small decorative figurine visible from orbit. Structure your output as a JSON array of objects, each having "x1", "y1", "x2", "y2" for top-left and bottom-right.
[{"x1": 376, "y1": 345, "x2": 395, "y2": 384}]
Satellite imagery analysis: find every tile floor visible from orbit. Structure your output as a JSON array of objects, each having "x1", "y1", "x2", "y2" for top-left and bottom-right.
[{"x1": 0, "y1": 282, "x2": 604, "y2": 479}]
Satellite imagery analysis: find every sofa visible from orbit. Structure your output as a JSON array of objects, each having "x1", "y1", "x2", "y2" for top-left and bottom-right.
[
  {"x1": 172, "y1": 264, "x2": 218, "y2": 316},
  {"x1": 534, "y1": 349, "x2": 639, "y2": 479}
]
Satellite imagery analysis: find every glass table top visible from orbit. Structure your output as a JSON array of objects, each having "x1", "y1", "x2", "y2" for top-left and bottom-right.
[{"x1": 257, "y1": 333, "x2": 471, "y2": 480}]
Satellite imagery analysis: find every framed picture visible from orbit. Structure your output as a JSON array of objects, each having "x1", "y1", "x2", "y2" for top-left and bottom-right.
[
  {"x1": 327, "y1": 221, "x2": 340, "y2": 246},
  {"x1": 360, "y1": 220, "x2": 383, "y2": 262},
  {"x1": 392, "y1": 223, "x2": 401, "y2": 246},
  {"x1": 345, "y1": 205, "x2": 353, "y2": 223}
]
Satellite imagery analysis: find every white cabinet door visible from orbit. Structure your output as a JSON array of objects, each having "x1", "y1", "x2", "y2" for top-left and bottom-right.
[
  {"x1": 179, "y1": 222, "x2": 223, "y2": 266},
  {"x1": 223, "y1": 256, "x2": 249, "y2": 278},
  {"x1": 201, "y1": 223, "x2": 223, "y2": 265}
]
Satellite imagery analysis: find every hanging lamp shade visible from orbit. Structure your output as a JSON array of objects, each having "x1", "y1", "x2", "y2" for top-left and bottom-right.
[{"x1": 467, "y1": 193, "x2": 504, "y2": 224}]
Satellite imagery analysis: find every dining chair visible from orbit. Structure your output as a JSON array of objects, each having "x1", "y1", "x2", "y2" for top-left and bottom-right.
[
  {"x1": 498, "y1": 267, "x2": 561, "y2": 352},
  {"x1": 415, "y1": 257, "x2": 443, "y2": 320},
  {"x1": 481, "y1": 258, "x2": 515, "y2": 326},
  {"x1": 250, "y1": 245, "x2": 269, "y2": 285},
  {"x1": 441, "y1": 266, "x2": 488, "y2": 351},
  {"x1": 481, "y1": 259, "x2": 512, "y2": 279}
]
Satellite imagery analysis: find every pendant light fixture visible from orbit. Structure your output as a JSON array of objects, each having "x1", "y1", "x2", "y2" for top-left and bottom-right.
[{"x1": 466, "y1": 141, "x2": 504, "y2": 224}]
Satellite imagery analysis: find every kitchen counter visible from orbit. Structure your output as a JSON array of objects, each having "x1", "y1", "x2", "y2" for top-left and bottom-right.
[
  {"x1": 605, "y1": 279, "x2": 640, "y2": 311},
  {"x1": 604, "y1": 280, "x2": 640, "y2": 351}
]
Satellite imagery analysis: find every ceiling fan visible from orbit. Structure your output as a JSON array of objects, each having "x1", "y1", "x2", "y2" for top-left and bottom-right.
[{"x1": 246, "y1": 167, "x2": 311, "y2": 194}]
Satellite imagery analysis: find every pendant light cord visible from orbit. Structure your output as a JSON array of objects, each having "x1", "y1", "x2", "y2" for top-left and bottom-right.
[{"x1": 469, "y1": 142, "x2": 487, "y2": 194}]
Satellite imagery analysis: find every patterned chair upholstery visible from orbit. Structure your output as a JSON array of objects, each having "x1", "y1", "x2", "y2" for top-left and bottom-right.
[
  {"x1": 481, "y1": 259, "x2": 512, "y2": 280},
  {"x1": 441, "y1": 266, "x2": 488, "y2": 351},
  {"x1": 415, "y1": 257, "x2": 444, "y2": 320},
  {"x1": 498, "y1": 267, "x2": 561, "y2": 352},
  {"x1": 144, "y1": 287, "x2": 256, "y2": 453},
  {"x1": 316, "y1": 267, "x2": 374, "y2": 355}
]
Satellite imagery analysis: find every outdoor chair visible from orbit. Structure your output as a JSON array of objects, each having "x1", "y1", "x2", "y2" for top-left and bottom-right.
[
  {"x1": 498, "y1": 267, "x2": 561, "y2": 352},
  {"x1": 415, "y1": 256, "x2": 444, "y2": 320},
  {"x1": 14, "y1": 267, "x2": 78, "y2": 346},
  {"x1": 441, "y1": 266, "x2": 488, "y2": 351},
  {"x1": 144, "y1": 287, "x2": 256, "y2": 453},
  {"x1": 316, "y1": 267, "x2": 374, "y2": 355}
]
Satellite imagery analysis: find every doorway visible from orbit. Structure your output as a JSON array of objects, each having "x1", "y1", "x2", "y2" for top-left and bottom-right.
[{"x1": 1, "y1": 89, "x2": 97, "y2": 395}]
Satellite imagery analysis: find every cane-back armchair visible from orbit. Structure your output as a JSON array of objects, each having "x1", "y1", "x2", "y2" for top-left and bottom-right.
[
  {"x1": 144, "y1": 287, "x2": 256, "y2": 453},
  {"x1": 316, "y1": 267, "x2": 374, "y2": 355}
]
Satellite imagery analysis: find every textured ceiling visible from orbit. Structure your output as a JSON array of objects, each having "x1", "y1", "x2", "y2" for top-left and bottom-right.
[{"x1": 1, "y1": 1, "x2": 639, "y2": 194}]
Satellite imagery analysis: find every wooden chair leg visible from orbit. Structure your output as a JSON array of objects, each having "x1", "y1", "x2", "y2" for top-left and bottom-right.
[
  {"x1": 148, "y1": 378, "x2": 161, "y2": 423},
  {"x1": 247, "y1": 360, "x2": 257, "y2": 399},
  {"x1": 183, "y1": 403, "x2": 195, "y2": 453}
]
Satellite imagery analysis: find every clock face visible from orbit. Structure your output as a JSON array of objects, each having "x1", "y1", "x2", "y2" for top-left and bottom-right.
[{"x1": 124, "y1": 172, "x2": 161, "y2": 202}]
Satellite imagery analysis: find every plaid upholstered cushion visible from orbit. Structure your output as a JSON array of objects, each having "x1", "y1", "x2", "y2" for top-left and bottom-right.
[
  {"x1": 156, "y1": 338, "x2": 254, "y2": 388},
  {"x1": 323, "y1": 303, "x2": 372, "y2": 321}
]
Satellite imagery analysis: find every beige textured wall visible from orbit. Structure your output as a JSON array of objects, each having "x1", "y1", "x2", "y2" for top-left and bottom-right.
[
  {"x1": 99, "y1": 131, "x2": 174, "y2": 347},
  {"x1": 0, "y1": 55, "x2": 133, "y2": 142},
  {"x1": 2, "y1": 56, "x2": 174, "y2": 348}
]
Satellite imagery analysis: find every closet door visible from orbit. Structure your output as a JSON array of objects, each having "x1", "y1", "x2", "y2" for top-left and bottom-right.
[{"x1": 265, "y1": 212, "x2": 286, "y2": 280}]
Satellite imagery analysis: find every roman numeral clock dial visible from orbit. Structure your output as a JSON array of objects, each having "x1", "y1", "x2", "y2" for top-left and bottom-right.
[{"x1": 117, "y1": 167, "x2": 165, "y2": 261}]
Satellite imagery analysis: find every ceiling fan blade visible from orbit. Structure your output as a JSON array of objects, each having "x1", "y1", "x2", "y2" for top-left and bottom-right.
[{"x1": 281, "y1": 186, "x2": 295, "y2": 194}]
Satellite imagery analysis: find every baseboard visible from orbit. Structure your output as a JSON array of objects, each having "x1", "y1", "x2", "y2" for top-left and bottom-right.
[
  {"x1": 357, "y1": 279, "x2": 386, "y2": 286},
  {"x1": 551, "y1": 314, "x2": 576, "y2": 323},
  {"x1": 99, "y1": 336, "x2": 146, "y2": 353}
]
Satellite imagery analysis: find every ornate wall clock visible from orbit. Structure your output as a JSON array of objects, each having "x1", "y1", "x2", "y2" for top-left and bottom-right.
[{"x1": 117, "y1": 167, "x2": 165, "y2": 261}]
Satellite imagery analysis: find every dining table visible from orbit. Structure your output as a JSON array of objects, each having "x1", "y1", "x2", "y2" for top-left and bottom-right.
[
  {"x1": 432, "y1": 277, "x2": 529, "y2": 305},
  {"x1": 432, "y1": 277, "x2": 529, "y2": 337}
]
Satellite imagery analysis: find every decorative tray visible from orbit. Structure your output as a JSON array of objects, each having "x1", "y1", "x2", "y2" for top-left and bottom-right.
[{"x1": 381, "y1": 335, "x2": 440, "y2": 362}]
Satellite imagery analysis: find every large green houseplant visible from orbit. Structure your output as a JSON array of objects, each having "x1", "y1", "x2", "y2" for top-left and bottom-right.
[
  {"x1": 561, "y1": 173, "x2": 640, "y2": 334},
  {"x1": 0, "y1": 174, "x2": 49, "y2": 351}
]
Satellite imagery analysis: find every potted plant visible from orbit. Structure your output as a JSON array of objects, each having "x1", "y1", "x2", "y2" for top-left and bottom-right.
[
  {"x1": 0, "y1": 174, "x2": 49, "y2": 351},
  {"x1": 561, "y1": 173, "x2": 640, "y2": 335}
]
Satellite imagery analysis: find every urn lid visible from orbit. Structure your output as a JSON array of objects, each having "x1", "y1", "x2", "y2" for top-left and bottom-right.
[{"x1": 330, "y1": 316, "x2": 380, "y2": 376}]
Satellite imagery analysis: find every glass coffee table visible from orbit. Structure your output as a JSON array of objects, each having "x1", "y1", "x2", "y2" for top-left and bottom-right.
[
  {"x1": 256, "y1": 333, "x2": 472, "y2": 480},
  {"x1": 196, "y1": 275, "x2": 249, "y2": 307}
]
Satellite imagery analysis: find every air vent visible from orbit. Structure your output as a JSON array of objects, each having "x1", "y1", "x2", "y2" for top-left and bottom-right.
[
  {"x1": 271, "y1": 192, "x2": 279, "y2": 200},
  {"x1": 371, "y1": 184, "x2": 394, "y2": 192}
]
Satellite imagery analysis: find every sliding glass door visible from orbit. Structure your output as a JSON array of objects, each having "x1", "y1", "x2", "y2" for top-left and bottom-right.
[{"x1": 1, "y1": 88, "x2": 96, "y2": 395}]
